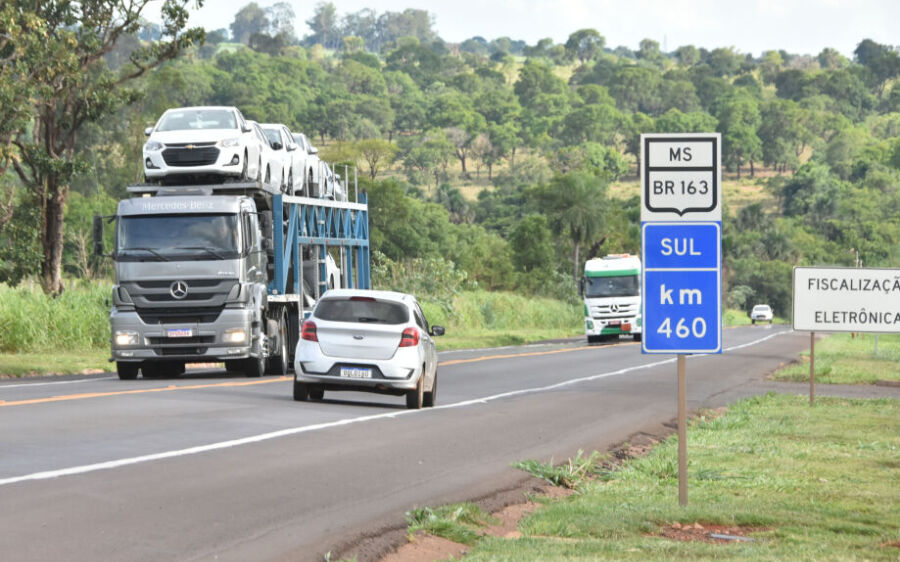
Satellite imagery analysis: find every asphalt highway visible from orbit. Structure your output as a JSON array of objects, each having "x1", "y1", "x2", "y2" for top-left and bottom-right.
[{"x1": 0, "y1": 325, "x2": 808, "y2": 561}]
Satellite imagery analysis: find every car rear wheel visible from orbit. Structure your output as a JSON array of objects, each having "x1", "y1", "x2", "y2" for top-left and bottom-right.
[
  {"x1": 406, "y1": 371, "x2": 425, "y2": 409},
  {"x1": 117, "y1": 362, "x2": 139, "y2": 380},
  {"x1": 293, "y1": 380, "x2": 310, "y2": 401},
  {"x1": 309, "y1": 387, "x2": 324, "y2": 401},
  {"x1": 423, "y1": 370, "x2": 437, "y2": 407}
]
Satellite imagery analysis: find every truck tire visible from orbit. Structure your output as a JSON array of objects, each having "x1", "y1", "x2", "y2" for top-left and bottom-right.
[
  {"x1": 117, "y1": 362, "x2": 139, "y2": 380},
  {"x1": 293, "y1": 380, "x2": 310, "y2": 401},
  {"x1": 268, "y1": 315, "x2": 289, "y2": 375},
  {"x1": 633, "y1": 333, "x2": 642, "y2": 342},
  {"x1": 243, "y1": 355, "x2": 265, "y2": 378}
]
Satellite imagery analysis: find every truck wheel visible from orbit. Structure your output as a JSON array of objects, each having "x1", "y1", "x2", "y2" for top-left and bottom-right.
[
  {"x1": 293, "y1": 380, "x2": 310, "y2": 401},
  {"x1": 117, "y1": 362, "x2": 139, "y2": 380},
  {"x1": 240, "y1": 152, "x2": 249, "y2": 180},
  {"x1": 243, "y1": 355, "x2": 265, "y2": 378},
  {"x1": 633, "y1": 333, "x2": 642, "y2": 342},
  {"x1": 587, "y1": 335, "x2": 600, "y2": 344},
  {"x1": 268, "y1": 315, "x2": 289, "y2": 375}
]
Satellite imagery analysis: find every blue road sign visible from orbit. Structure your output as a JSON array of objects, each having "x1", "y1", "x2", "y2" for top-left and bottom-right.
[{"x1": 642, "y1": 222, "x2": 722, "y2": 354}]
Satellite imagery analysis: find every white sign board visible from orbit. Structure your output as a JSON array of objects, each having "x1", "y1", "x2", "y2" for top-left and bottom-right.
[
  {"x1": 793, "y1": 266, "x2": 900, "y2": 333},
  {"x1": 641, "y1": 133, "x2": 721, "y2": 222}
]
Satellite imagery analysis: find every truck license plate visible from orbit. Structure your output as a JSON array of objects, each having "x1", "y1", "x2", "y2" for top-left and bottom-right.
[
  {"x1": 167, "y1": 328, "x2": 193, "y2": 338},
  {"x1": 609, "y1": 320, "x2": 621, "y2": 326},
  {"x1": 340, "y1": 367, "x2": 372, "y2": 379}
]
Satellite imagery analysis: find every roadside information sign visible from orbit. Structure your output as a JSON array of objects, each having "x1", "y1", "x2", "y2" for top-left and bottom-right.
[
  {"x1": 793, "y1": 267, "x2": 900, "y2": 333},
  {"x1": 639, "y1": 132, "x2": 722, "y2": 506},
  {"x1": 641, "y1": 133, "x2": 722, "y2": 355},
  {"x1": 642, "y1": 222, "x2": 722, "y2": 353}
]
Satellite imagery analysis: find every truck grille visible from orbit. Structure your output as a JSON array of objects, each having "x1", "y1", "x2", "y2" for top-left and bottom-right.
[
  {"x1": 136, "y1": 307, "x2": 223, "y2": 325},
  {"x1": 591, "y1": 303, "x2": 638, "y2": 319},
  {"x1": 162, "y1": 144, "x2": 219, "y2": 167},
  {"x1": 149, "y1": 335, "x2": 215, "y2": 357},
  {"x1": 124, "y1": 279, "x2": 236, "y2": 309}
]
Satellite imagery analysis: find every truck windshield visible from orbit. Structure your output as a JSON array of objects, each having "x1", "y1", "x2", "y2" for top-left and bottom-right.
[
  {"x1": 584, "y1": 275, "x2": 639, "y2": 298},
  {"x1": 117, "y1": 214, "x2": 240, "y2": 261}
]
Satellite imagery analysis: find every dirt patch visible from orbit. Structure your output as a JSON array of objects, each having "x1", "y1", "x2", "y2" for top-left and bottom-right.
[
  {"x1": 655, "y1": 522, "x2": 769, "y2": 544},
  {"x1": 380, "y1": 531, "x2": 468, "y2": 562}
]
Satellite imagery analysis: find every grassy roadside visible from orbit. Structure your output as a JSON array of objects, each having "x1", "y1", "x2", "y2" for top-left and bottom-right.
[
  {"x1": 0, "y1": 351, "x2": 113, "y2": 377},
  {"x1": 405, "y1": 394, "x2": 900, "y2": 560},
  {"x1": 773, "y1": 332, "x2": 900, "y2": 385}
]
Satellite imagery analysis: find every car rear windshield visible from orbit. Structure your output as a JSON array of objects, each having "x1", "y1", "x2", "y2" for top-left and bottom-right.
[{"x1": 315, "y1": 299, "x2": 409, "y2": 325}]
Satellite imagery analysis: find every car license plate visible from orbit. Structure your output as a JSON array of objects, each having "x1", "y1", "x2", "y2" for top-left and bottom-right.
[
  {"x1": 609, "y1": 320, "x2": 621, "y2": 326},
  {"x1": 340, "y1": 367, "x2": 372, "y2": 379},
  {"x1": 167, "y1": 328, "x2": 192, "y2": 338}
]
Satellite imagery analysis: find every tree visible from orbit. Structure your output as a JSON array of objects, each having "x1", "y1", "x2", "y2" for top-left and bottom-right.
[
  {"x1": 510, "y1": 214, "x2": 555, "y2": 282},
  {"x1": 675, "y1": 45, "x2": 700, "y2": 67},
  {"x1": 854, "y1": 39, "x2": 900, "y2": 99},
  {"x1": 564, "y1": 29, "x2": 605, "y2": 64},
  {"x1": 10, "y1": 0, "x2": 204, "y2": 294},
  {"x1": 305, "y1": 1, "x2": 339, "y2": 48},
  {"x1": 529, "y1": 172, "x2": 608, "y2": 282},
  {"x1": 230, "y1": 2, "x2": 268, "y2": 45},
  {"x1": 355, "y1": 139, "x2": 398, "y2": 179},
  {"x1": 715, "y1": 92, "x2": 762, "y2": 177}
]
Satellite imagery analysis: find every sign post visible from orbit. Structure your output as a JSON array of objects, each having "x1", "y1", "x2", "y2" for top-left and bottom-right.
[{"x1": 641, "y1": 133, "x2": 722, "y2": 507}]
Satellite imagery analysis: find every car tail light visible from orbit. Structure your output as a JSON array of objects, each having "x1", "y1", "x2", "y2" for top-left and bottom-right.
[
  {"x1": 399, "y1": 327, "x2": 419, "y2": 347},
  {"x1": 350, "y1": 296, "x2": 376, "y2": 302},
  {"x1": 301, "y1": 320, "x2": 318, "y2": 342}
]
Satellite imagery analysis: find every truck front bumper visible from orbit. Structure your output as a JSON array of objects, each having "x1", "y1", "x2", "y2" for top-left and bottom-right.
[
  {"x1": 585, "y1": 316, "x2": 642, "y2": 336},
  {"x1": 110, "y1": 308, "x2": 257, "y2": 363}
]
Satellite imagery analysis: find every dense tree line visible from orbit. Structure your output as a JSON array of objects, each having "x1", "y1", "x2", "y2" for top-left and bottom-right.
[{"x1": 1, "y1": 2, "x2": 899, "y2": 317}]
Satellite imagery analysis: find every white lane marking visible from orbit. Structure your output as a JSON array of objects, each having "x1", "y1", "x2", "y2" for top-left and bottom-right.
[
  {"x1": 0, "y1": 330, "x2": 788, "y2": 487},
  {"x1": 0, "y1": 376, "x2": 117, "y2": 390}
]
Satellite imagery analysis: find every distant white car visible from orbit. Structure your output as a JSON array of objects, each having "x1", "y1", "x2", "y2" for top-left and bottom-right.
[
  {"x1": 143, "y1": 106, "x2": 261, "y2": 183},
  {"x1": 247, "y1": 121, "x2": 285, "y2": 193},
  {"x1": 750, "y1": 304, "x2": 774, "y2": 324},
  {"x1": 293, "y1": 289, "x2": 444, "y2": 409}
]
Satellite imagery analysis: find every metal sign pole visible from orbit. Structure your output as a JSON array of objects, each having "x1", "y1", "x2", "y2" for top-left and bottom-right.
[
  {"x1": 810, "y1": 332, "x2": 815, "y2": 407},
  {"x1": 677, "y1": 354, "x2": 688, "y2": 506}
]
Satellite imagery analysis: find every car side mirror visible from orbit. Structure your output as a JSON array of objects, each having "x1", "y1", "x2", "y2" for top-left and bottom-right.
[
  {"x1": 430, "y1": 325, "x2": 445, "y2": 337},
  {"x1": 144, "y1": 126, "x2": 153, "y2": 136},
  {"x1": 242, "y1": 124, "x2": 252, "y2": 133},
  {"x1": 271, "y1": 141, "x2": 283, "y2": 151},
  {"x1": 286, "y1": 143, "x2": 297, "y2": 152},
  {"x1": 309, "y1": 146, "x2": 319, "y2": 155}
]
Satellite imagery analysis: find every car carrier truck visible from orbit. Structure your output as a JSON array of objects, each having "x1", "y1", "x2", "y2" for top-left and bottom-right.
[
  {"x1": 580, "y1": 254, "x2": 642, "y2": 343},
  {"x1": 93, "y1": 181, "x2": 370, "y2": 380}
]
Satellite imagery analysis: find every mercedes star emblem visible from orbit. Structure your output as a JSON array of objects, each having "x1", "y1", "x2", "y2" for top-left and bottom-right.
[{"x1": 170, "y1": 280, "x2": 189, "y2": 299}]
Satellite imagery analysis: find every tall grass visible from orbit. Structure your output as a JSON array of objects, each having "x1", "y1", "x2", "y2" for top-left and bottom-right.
[
  {"x1": 0, "y1": 282, "x2": 110, "y2": 352},
  {"x1": 420, "y1": 290, "x2": 582, "y2": 333}
]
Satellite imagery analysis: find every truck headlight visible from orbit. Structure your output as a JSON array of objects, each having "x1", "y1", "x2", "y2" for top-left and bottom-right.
[
  {"x1": 224, "y1": 328, "x2": 247, "y2": 343},
  {"x1": 144, "y1": 141, "x2": 164, "y2": 151},
  {"x1": 114, "y1": 331, "x2": 138, "y2": 346},
  {"x1": 218, "y1": 138, "x2": 241, "y2": 148}
]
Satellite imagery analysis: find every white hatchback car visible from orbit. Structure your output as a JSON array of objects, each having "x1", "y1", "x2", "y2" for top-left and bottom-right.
[
  {"x1": 293, "y1": 289, "x2": 444, "y2": 409},
  {"x1": 143, "y1": 106, "x2": 261, "y2": 183},
  {"x1": 750, "y1": 304, "x2": 774, "y2": 324}
]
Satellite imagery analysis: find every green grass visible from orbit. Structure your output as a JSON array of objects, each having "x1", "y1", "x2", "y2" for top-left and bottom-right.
[
  {"x1": 0, "y1": 282, "x2": 110, "y2": 353},
  {"x1": 0, "y1": 350, "x2": 113, "y2": 377},
  {"x1": 460, "y1": 394, "x2": 900, "y2": 560},
  {"x1": 406, "y1": 503, "x2": 498, "y2": 546},
  {"x1": 421, "y1": 290, "x2": 583, "y2": 350},
  {"x1": 773, "y1": 332, "x2": 900, "y2": 385}
]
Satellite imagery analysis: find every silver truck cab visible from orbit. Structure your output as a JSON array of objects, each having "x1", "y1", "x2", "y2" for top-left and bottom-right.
[{"x1": 107, "y1": 194, "x2": 271, "y2": 378}]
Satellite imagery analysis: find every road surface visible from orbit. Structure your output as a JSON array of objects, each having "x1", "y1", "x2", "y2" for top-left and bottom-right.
[{"x1": 0, "y1": 325, "x2": 810, "y2": 561}]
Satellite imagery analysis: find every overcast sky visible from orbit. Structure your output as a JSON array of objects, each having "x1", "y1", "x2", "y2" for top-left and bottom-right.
[{"x1": 180, "y1": 0, "x2": 898, "y2": 57}]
